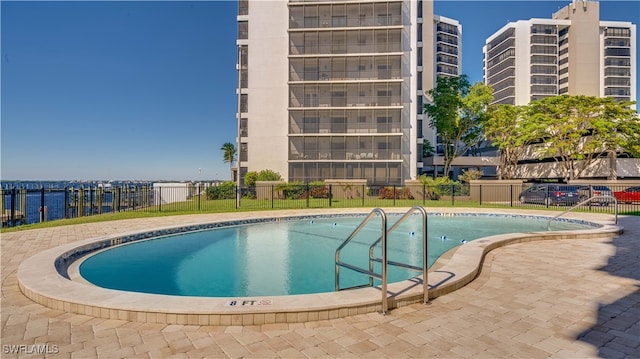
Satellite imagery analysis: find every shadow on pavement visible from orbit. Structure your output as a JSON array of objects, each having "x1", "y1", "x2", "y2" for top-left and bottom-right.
[{"x1": 577, "y1": 215, "x2": 640, "y2": 358}]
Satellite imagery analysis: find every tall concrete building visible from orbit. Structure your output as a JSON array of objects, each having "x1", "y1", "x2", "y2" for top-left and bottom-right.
[
  {"x1": 236, "y1": 0, "x2": 461, "y2": 185},
  {"x1": 484, "y1": 0, "x2": 636, "y2": 107}
]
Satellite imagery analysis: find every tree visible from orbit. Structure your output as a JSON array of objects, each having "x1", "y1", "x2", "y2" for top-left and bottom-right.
[
  {"x1": 424, "y1": 75, "x2": 493, "y2": 176},
  {"x1": 527, "y1": 95, "x2": 639, "y2": 180},
  {"x1": 458, "y1": 169, "x2": 483, "y2": 183},
  {"x1": 422, "y1": 140, "x2": 435, "y2": 157},
  {"x1": 483, "y1": 104, "x2": 540, "y2": 180},
  {"x1": 220, "y1": 142, "x2": 237, "y2": 180}
]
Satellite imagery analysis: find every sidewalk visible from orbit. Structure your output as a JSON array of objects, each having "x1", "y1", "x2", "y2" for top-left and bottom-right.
[{"x1": 1, "y1": 210, "x2": 638, "y2": 358}]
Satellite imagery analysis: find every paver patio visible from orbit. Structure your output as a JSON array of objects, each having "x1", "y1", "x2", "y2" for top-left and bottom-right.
[{"x1": 1, "y1": 209, "x2": 638, "y2": 358}]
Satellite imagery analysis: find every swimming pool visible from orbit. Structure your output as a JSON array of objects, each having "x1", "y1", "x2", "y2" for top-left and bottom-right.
[
  {"x1": 78, "y1": 213, "x2": 595, "y2": 297},
  {"x1": 18, "y1": 208, "x2": 621, "y2": 325}
]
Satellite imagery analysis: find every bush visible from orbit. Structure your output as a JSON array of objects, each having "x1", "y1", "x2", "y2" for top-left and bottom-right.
[
  {"x1": 418, "y1": 175, "x2": 460, "y2": 199},
  {"x1": 308, "y1": 181, "x2": 328, "y2": 198},
  {"x1": 272, "y1": 181, "x2": 328, "y2": 199},
  {"x1": 458, "y1": 169, "x2": 483, "y2": 183},
  {"x1": 244, "y1": 169, "x2": 283, "y2": 187},
  {"x1": 205, "y1": 181, "x2": 236, "y2": 200},
  {"x1": 378, "y1": 186, "x2": 414, "y2": 200},
  {"x1": 275, "y1": 181, "x2": 306, "y2": 199}
]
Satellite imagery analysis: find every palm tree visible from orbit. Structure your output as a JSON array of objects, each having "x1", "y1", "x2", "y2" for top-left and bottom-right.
[{"x1": 220, "y1": 142, "x2": 237, "y2": 180}]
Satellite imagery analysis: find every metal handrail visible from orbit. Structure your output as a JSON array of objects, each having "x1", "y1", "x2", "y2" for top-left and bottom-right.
[
  {"x1": 368, "y1": 206, "x2": 429, "y2": 304},
  {"x1": 546, "y1": 195, "x2": 618, "y2": 230},
  {"x1": 335, "y1": 208, "x2": 389, "y2": 312},
  {"x1": 335, "y1": 206, "x2": 429, "y2": 314}
]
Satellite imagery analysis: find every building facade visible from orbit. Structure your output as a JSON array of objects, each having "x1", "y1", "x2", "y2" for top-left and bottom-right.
[
  {"x1": 484, "y1": 0, "x2": 636, "y2": 107},
  {"x1": 236, "y1": 0, "x2": 461, "y2": 185},
  {"x1": 482, "y1": 0, "x2": 638, "y2": 180}
]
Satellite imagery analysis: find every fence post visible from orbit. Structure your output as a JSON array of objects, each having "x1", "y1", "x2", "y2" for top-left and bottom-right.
[
  {"x1": 79, "y1": 186, "x2": 85, "y2": 217},
  {"x1": 362, "y1": 184, "x2": 365, "y2": 207},
  {"x1": 64, "y1": 187, "x2": 69, "y2": 218},
  {"x1": 271, "y1": 185, "x2": 274, "y2": 209},
  {"x1": 0, "y1": 189, "x2": 3, "y2": 223},
  {"x1": 70, "y1": 187, "x2": 75, "y2": 218},
  {"x1": 139, "y1": 185, "x2": 145, "y2": 210},
  {"x1": 393, "y1": 185, "x2": 396, "y2": 206},
  {"x1": 115, "y1": 186, "x2": 121, "y2": 212},
  {"x1": 10, "y1": 187, "x2": 16, "y2": 226},
  {"x1": 306, "y1": 184, "x2": 310, "y2": 208},
  {"x1": 451, "y1": 184, "x2": 454, "y2": 206},
  {"x1": 0, "y1": 189, "x2": 4, "y2": 227},
  {"x1": 329, "y1": 185, "x2": 332, "y2": 207},
  {"x1": 122, "y1": 186, "x2": 127, "y2": 209},
  {"x1": 510, "y1": 185, "x2": 513, "y2": 207},
  {"x1": 147, "y1": 185, "x2": 152, "y2": 209},
  {"x1": 546, "y1": 187, "x2": 550, "y2": 208},
  {"x1": 40, "y1": 186, "x2": 46, "y2": 222},
  {"x1": 197, "y1": 186, "x2": 201, "y2": 211},
  {"x1": 98, "y1": 186, "x2": 104, "y2": 214},
  {"x1": 19, "y1": 188, "x2": 26, "y2": 224},
  {"x1": 90, "y1": 186, "x2": 95, "y2": 215},
  {"x1": 133, "y1": 185, "x2": 138, "y2": 210},
  {"x1": 479, "y1": 184, "x2": 483, "y2": 206}
]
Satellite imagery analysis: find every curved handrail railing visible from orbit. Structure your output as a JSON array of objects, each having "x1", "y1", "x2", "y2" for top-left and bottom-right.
[
  {"x1": 335, "y1": 206, "x2": 429, "y2": 314},
  {"x1": 546, "y1": 195, "x2": 618, "y2": 230},
  {"x1": 335, "y1": 208, "x2": 388, "y2": 312},
  {"x1": 368, "y1": 206, "x2": 429, "y2": 304}
]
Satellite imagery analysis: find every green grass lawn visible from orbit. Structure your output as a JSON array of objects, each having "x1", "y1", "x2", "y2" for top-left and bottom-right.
[{"x1": 2, "y1": 196, "x2": 636, "y2": 233}]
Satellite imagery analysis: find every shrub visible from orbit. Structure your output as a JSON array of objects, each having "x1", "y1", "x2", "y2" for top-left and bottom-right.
[
  {"x1": 244, "y1": 169, "x2": 283, "y2": 187},
  {"x1": 275, "y1": 181, "x2": 306, "y2": 199},
  {"x1": 205, "y1": 181, "x2": 236, "y2": 200},
  {"x1": 378, "y1": 186, "x2": 413, "y2": 200},
  {"x1": 418, "y1": 175, "x2": 460, "y2": 199},
  {"x1": 458, "y1": 169, "x2": 483, "y2": 183},
  {"x1": 308, "y1": 181, "x2": 328, "y2": 198}
]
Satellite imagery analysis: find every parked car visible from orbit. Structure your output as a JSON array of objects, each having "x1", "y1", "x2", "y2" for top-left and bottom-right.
[
  {"x1": 613, "y1": 186, "x2": 640, "y2": 204},
  {"x1": 519, "y1": 184, "x2": 581, "y2": 206},
  {"x1": 577, "y1": 185, "x2": 613, "y2": 205}
]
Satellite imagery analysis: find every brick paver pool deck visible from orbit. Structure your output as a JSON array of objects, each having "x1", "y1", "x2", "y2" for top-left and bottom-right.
[{"x1": 1, "y1": 208, "x2": 638, "y2": 358}]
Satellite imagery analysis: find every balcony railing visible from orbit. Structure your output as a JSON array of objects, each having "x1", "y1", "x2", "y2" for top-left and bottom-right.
[
  {"x1": 289, "y1": 15, "x2": 402, "y2": 29},
  {"x1": 290, "y1": 96, "x2": 402, "y2": 108},
  {"x1": 290, "y1": 42, "x2": 402, "y2": 55},
  {"x1": 290, "y1": 69, "x2": 402, "y2": 82}
]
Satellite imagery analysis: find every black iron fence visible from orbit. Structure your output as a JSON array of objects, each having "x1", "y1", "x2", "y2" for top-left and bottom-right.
[
  {"x1": 1, "y1": 185, "x2": 152, "y2": 227},
  {"x1": 2, "y1": 182, "x2": 638, "y2": 227}
]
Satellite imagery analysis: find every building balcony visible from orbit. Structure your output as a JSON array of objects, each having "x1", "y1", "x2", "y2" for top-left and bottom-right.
[
  {"x1": 289, "y1": 42, "x2": 402, "y2": 56},
  {"x1": 289, "y1": 15, "x2": 403, "y2": 29}
]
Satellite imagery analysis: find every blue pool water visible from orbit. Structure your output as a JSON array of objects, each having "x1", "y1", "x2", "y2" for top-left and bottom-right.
[{"x1": 79, "y1": 214, "x2": 593, "y2": 297}]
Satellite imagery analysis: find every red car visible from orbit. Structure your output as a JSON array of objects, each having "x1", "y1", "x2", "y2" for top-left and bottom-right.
[{"x1": 613, "y1": 186, "x2": 640, "y2": 204}]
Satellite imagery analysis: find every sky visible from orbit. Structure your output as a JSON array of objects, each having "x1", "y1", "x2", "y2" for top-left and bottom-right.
[{"x1": 1, "y1": 0, "x2": 638, "y2": 181}]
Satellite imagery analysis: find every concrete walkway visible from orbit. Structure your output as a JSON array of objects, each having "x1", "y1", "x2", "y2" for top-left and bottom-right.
[{"x1": 1, "y1": 210, "x2": 639, "y2": 358}]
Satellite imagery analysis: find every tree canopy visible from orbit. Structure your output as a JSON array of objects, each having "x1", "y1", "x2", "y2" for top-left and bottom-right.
[
  {"x1": 220, "y1": 142, "x2": 237, "y2": 179},
  {"x1": 527, "y1": 95, "x2": 638, "y2": 180},
  {"x1": 482, "y1": 95, "x2": 639, "y2": 180},
  {"x1": 424, "y1": 75, "x2": 493, "y2": 176},
  {"x1": 483, "y1": 104, "x2": 537, "y2": 180}
]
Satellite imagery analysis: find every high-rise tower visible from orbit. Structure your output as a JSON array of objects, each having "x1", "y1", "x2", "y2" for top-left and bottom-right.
[
  {"x1": 236, "y1": 0, "x2": 461, "y2": 185},
  {"x1": 484, "y1": 0, "x2": 636, "y2": 107}
]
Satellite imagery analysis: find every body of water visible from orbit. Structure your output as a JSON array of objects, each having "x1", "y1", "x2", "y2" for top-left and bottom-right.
[{"x1": 1, "y1": 180, "x2": 154, "y2": 225}]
